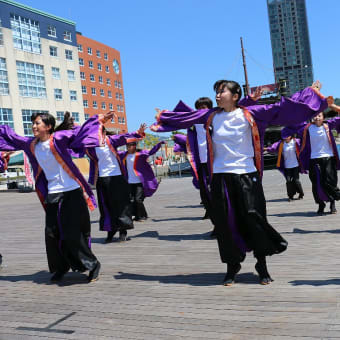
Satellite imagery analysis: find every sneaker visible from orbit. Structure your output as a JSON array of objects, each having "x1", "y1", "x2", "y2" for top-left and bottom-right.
[
  {"x1": 255, "y1": 262, "x2": 273, "y2": 285},
  {"x1": 317, "y1": 202, "x2": 326, "y2": 215},
  {"x1": 330, "y1": 201, "x2": 337, "y2": 214},
  {"x1": 223, "y1": 263, "x2": 241, "y2": 286},
  {"x1": 88, "y1": 261, "x2": 101, "y2": 283}
]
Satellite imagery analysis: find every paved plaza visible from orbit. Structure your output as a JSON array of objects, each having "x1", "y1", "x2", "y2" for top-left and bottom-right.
[{"x1": 0, "y1": 170, "x2": 340, "y2": 339}]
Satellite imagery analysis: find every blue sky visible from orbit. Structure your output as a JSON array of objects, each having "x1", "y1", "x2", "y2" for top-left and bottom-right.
[{"x1": 21, "y1": 0, "x2": 340, "y2": 131}]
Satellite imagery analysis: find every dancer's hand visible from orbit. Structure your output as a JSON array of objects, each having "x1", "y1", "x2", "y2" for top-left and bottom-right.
[
  {"x1": 102, "y1": 111, "x2": 117, "y2": 123},
  {"x1": 137, "y1": 123, "x2": 147, "y2": 135},
  {"x1": 250, "y1": 87, "x2": 263, "y2": 101},
  {"x1": 311, "y1": 80, "x2": 322, "y2": 90}
]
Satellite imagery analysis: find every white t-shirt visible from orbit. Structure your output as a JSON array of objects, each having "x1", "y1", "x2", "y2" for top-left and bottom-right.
[
  {"x1": 35, "y1": 140, "x2": 79, "y2": 194},
  {"x1": 309, "y1": 124, "x2": 334, "y2": 159},
  {"x1": 283, "y1": 139, "x2": 298, "y2": 168},
  {"x1": 126, "y1": 153, "x2": 141, "y2": 184},
  {"x1": 194, "y1": 124, "x2": 208, "y2": 164},
  {"x1": 212, "y1": 108, "x2": 256, "y2": 174},
  {"x1": 95, "y1": 143, "x2": 122, "y2": 177}
]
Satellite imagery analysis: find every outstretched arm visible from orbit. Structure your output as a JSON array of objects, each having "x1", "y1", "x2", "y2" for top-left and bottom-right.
[
  {"x1": 265, "y1": 141, "x2": 281, "y2": 154},
  {"x1": 145, "y1": 141, "x2": 166, "y2": 157},
  {"x1": 0, "y1": 125, "x2": 32, "y2": 152},
  {"x1": 107, "y1": 123, "x2": 146, "y2": 147}
]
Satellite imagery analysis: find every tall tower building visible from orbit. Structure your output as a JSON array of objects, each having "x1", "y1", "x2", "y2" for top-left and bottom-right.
[{"x1": 267, "y1": 0, "x2": 313, "y2": 96}]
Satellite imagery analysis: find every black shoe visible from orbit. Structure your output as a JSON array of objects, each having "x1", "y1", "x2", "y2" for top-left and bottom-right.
[
  {"x1": 105, "y1": 231, "x2": 116, "y2": 243},
  {"x1": 317, "y1": 202, "x2": 326, "y2": 215},
  {"x1": 0, "y1": 254, "x2": 2, "y2": 266},
  {"x1": 330, "y1": 201, "x2": 337, "y2": 214},
  {"x1": 255, "y1": 262, "x2": 273, "y2": 285},
  {"x1": 119, "y1": 232, "x2": 127, "y2": 242},
  {"x1": 298, "y1": 194, "x2": 304, "y2": 200},
  {"x1": 288, "y1": 197, "x2": 293, "y2": 202},
  {"x1": 50, "y1": 269, "x2": 68, "y2": 282},
  {"x1": 88, "y1": 261, "x2": 101, "y2": 283},
  {"x1": 223, "y1": 263, "x2": 241, "y2": 286}
]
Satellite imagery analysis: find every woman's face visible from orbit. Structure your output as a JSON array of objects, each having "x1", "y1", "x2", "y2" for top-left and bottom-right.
[
  {"x1": 32, "y1": 116, "x2": 51, "y2": 139},
  {"x1": 127, "y1": 143, "x2": 137, "y2": 153},
  {"x1": 312, "y1": 112, "x2": 324, "y2": 126},
  {"x1": 284, "y1": 136, "x2": 292, "y2": 143},
  {"x1": 215, "y1": 85, "x2": 238, "y2": 110}
]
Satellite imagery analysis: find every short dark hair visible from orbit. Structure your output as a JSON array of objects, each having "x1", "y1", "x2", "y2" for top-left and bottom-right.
[
  {"x1": 195, "y1": 97, "x2": 213, "y2": 110},
  {"x1": 213, "y1": 80, "x2": 242, "y2": 102},
  {"x1": 31, "y1": 112, "x2": 56, "y2": 134}
]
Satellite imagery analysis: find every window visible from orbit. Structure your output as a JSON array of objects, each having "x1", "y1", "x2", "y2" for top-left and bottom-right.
[
  {"x1": 84, "y1": 113, "x2": 90, "y2": 120},
  {"x1": 96, "y1": 50, "x2": 101, "y2": 58},
  {"x1": 10, "y1": 14, "x2": 41, "y2": 54},
  {"x1": 22, "y1": 110, "x2": 48, "y2": 136},
  {"x1": 65, "y1": 49, "x2": 73, "y2": 60},
  {"x1": 115, "y1": 92, "x2": 119, "y2": 100},
  {"x1": 72, "y1": 112, "x2": 79, "y2": 122},
  {"x1": 79, "y1": 58, "x2": 84, "y2": 66},
  {"x1": 93, "y1": 101, "x2": 98, "y2": 109},
  {"x1": 81, "y1": 85, "x2": 87, "y2": 94},
  {"x1": 97, "y1": 63, "x2": 102, "y2": 71},
  {"x1": 87, "y1": 47, "x2": 92, "y2": 55},
  {"x1": 0, "y1": 20, "x2": 3, "y2": 45},
  {"x1": 78, "y1": 44, "x2": 83, "y2": 52},
  {"x1": 108, "y1": 90, "x2": 112, "y2": 98},
  {"x1": 63, "y1": 30, "x2": 72, "y2": 41},
  {"x1": 111, "y1": 116, "x2": 115, "y2": 124},
  {"x1": 109, "y1": 103, "x2": 113, "y2": 110},
  {"x1": 48, "y1": 25, "x2": 56, "y2": 37},
  {"x1": 105, "y1": 65, "x2": 110, "y2": 73},
  {"x1": 83, "y1": 99, "x2": 88, "y2": 108},
  {"x1": 56, "y1": 111, "x2": 64, "y2": 121},
  {"x1": 80, "y1": 71, "x2": 85, "y2": 80},
  {"x1": 89, "y1": 60, "x2": 93, "y2": 68},
  {"x1": 0, "y1": 108, "x2": 14, "y2": 128},
  {"x1": 122, "y1": 117, "x2": 125, "y2": 124},
  {"x1": 118, "y1": 81, "x2": 122, "y2": 89},
  {"x1": 104, "y1": 53, "x2": 108, "y2": 61},
  {"x1": 120, "y1": 94, "x2": 123, "y2": 100},
  {"x1": 0, "y1": 58, "x2": 9, "y2": 95},
  {"x1": 49, "y1": 46, "x2": 57, "y2": 57},
  {"x1": 121, "y1": 106, "x2": 124, "y2": 113},
  {"x1": 16, "y1": 61, "x2": 46, "y2": 98},
  {"x1": 91, "y1": 87, "x2": 96, "y2": 95},
  {"x1": 99, "y1": 76, "x2": 103, "y2": 84},
  {"x1": 70, "y1": 90, "x2": 77, "y2": 101},
  {"x1": 90, "y1": 74, "x2": 95, "y2": 82},
  {"x1": 101, "y1": 102, "x2": 106, "y2": 109},
  {"x1": 107, "y1": 78, "x2": 111, "y2": 86},
  {"x1": 51, "y1": 67, "x2": 60, "y2": 79},
  {"x1": 100, "y1": 89, "x2": 104, "y2": 96},
  {"x1": 114, "y1": 80, "x2": 118, "y2": 87},
  {"x1": 67, "y1": 70, "x2": 75, "y2": 81},
  {"x1": 54, "y1": 88, "x2": 62, "y2": 100}
]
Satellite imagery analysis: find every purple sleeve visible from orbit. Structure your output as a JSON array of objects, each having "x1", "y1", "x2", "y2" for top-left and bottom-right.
[
  {"x1": 246, "y1": 87, "x2": 328, "y2": 126},
  {"x1": 0, "y1": 125, "x2": 32, "y2": 152},
  {"x1": 145, "y1": 141, "x2": 165, "y2": 157},
  {"x1": 239, "y1": 95, "x2": 257, "y2": 107},
  {"x1": 266, "y1": 141, "x2": 281, "y2": 154},
  {"x1": 107, "y1": 131, "x2": 144, "y2": 148},
  {"x1": 173, "y1": 134, "x2": 187, "y2": 146},
  {"x1": 174, "y1": 143, "x2": 186, "y2": 153},
  {"x1": 327, "y1": 117, "x2": 340, "y2": 132}
]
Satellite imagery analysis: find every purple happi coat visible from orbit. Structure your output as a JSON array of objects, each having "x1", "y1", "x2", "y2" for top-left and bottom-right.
[
  {"x1": 119, "y1": 141, "x2": 165, "y2": 197},
  {"x1": 0, "y1": 115, "x2": 104, "y2": 210}
]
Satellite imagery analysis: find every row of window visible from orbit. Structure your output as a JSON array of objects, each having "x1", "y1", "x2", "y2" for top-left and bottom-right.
[
  {"x1": 79, "y1": 72, "x2": 113, "y2": 85},
  {"x1": 78, "y1": 45, "x2": 108, "y2": 60},
  {"x1": 47, "y1": 25, "x2": 72, "y2": 42},
  {"x1": 54, "y1": 89, "x2": 78, "y2": 101},
  {"x1": 79, "y1": 58, "x2": 111, "y2": 73},
  {"x1": 83, "y1": 100, "x2": 124, "y2": 114},
  {"x1": 0, "y1": 58, "x2": 9, "y2": 95},
  {"x1": 51, "y1": 67, "x2": 76, "y2": 81},
  {"x1": 49, "y1": 46, "x2": 74, "y2": 60}
]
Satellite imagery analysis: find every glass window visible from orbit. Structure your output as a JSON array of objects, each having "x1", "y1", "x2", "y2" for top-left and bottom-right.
[
  {"x1": 81, "y1": 85, "x2": 87, "y2": 94},
  {"x1": 108, "y1": 90, "x2": 112, "y2": 98},
  {"x1": 89, "y1": 60, "x2": 93, "y2": 68},
  {"x1": 109, "y1": 103, "x2": 113, "y2": 110},
  {"x1": 0, "y1": 58, "x2": 9, "y2": 95},
  {"x1": 79, "y1": 58, "x2": 84, "y2": 66},
  {"x1": 84, "y1": 113, "x2": 90, "y2": 120},
  {"x1": 111, "y1": 116, "x2": 115, "y2": 123},
  {"x1": 78, "y1": 44, "x2": 83, "y2": 52},
  {"x1": 48, "y1": 25, "x2": 56, "y2": 37},
  {"x1": 16, "y1": 61, "x2": 46, "y2": 98},
  {"x1": 22, "y1": 109, "x2": 48, "y2": 136},
  {"x1": 104, "y1": 53, "x2": 108, "y2": 60},
  {"x1": 101, "y1": 102, "x2": 106, "y2": 109},
  {"x1": 65, "y1": 49, "x2": 73, "y2": 60},
  {"x1": 70, "y1": 90, "x2": 77, "y2": 101},
  {"x1": 97, "y1": 63, "x2": 102, "y2": 71},
  {"x1": 118, "y1": 81, "x2": 121, "y2": 89},
  {"x1": 96, "y1": 50, "x2": 101, "y2": 58},
  {"x1": 90, "y1": 74, "x2": 95, "y2": 82},
  {"x1": 114, "y1": 80, "x2": 118, "y2": 88},
  {"x1": 93, "y1": 100, "x2": 97, "y2": 108},
  {"x1": 67, "y1": 70, "x2": 75, "y2": 81},
  {"x1": 105, "y1": 65, "x2": 110, "y2": 73},
  {"x1": 91, "y1": 87, "x2": 96, "y2": 95},
  {"x1": 0, "y1": 108, "x2": 14, "y2": 128},
  {"x1": 72, "y1": 112, "x2": 79, "y2": 122},
  {"x1": 83, "y1": 99, "x2": 88, "y2": 108},
  {"x1": 120, "y1": 93, "x2": 123, "y2": 100},
  {"x1": 56, "y1": 111, "x2": 64, "y2": 121},
  {"x1": 63, "y1": 30, "x2": 72, "y2": 41},
  {"x1": 100, "y1": 89, "x2": 104, "y2": 96},
  {"x1": 10, "y1": 14, "x2": 41, "y2": 54},
  {"x1": 49, "y1": 46, "x2": 57, "y2": 57},
  {"x1": 99, "y1": 76, "x2": 103, "y2": 84},
  {"x1": 80, "y1": 71, "x2": 85, "y2": 80},
  {"x1": 52, "y1": 67, "x2": 60, "y2": 79},
  {"x1": 116, "y1": 92, "x2": 119, "y2": 100},
  {"x1": 106, "y1": 78, "x2": 111, "y2": 86},
  {"x1": 0, "y1": 20, "x2": 3, "y2": 46},
  {"x1": 87, "y1": 47, "x2": 92, "y2": 55},
  {"x1": 54, "y1": 88, "x2": 62, "y2": 100}
]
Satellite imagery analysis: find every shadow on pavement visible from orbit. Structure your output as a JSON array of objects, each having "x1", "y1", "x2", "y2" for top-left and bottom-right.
[
  {"x1": 131, "y1": 230, "x2": 213, "y2": 242},
  {"x1": 289, "y1": 278, "x2": 340, "y2": 286}
]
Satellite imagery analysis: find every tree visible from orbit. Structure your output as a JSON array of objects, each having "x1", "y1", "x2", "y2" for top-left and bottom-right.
[{"x1": 143, "y1": 133, "x2": 160, "y2": 149}]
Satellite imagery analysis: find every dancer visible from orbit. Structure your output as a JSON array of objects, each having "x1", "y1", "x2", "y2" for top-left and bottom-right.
[
  {"x1": 85, "y1": 124, "x2": 146, "y2": 243},
  {"x1": 291, "y1": 104, "x2": 340, "y2": 214},
  {"x1": 151, "y1": 80, "x2": 330, "y2": 285},
  {"x1": 119, "y1": 139, "x2": 165, "y2": 221},
  {"x1": 0, "y1": 111, "x2": 111, "y2": 282},
  {"x1": 265, "y1": 127, "x2": 304, "y2": 201}
]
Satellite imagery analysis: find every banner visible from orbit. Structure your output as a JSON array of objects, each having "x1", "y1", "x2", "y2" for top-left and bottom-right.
[{"x1": 23, "y1": 152, "x2": 34, "y2": 185}]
